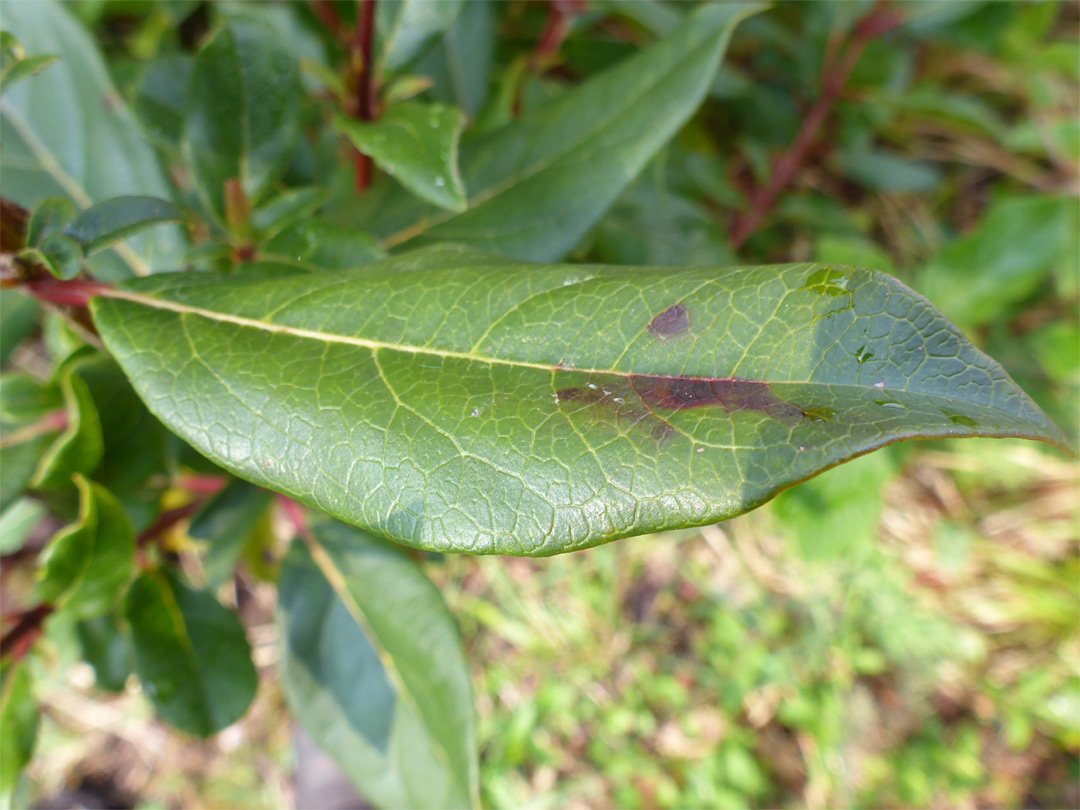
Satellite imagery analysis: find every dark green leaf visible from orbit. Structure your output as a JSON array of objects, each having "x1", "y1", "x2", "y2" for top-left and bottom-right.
[
  {"x1": 189, "y1": 480, "x2": 272, "y2": 589},
  {"x1": 0, "y1": 291, "x2": 38, "y2": 367},
  {"x1": 413, "y1": 0, "x2": 494, "y2": 117},
  {"x1": 68, "y1": 354, "x2": 171, "y2": 530},
  {"x1": 76, "y1": 612, "x2": 133, "y2": 693},
  {"x1": 0, "y1": 659, "x2": 37, "y2": 804},
  {"x1": 30, "y1": 370, "x2": 102, "y2": 492},
  {"x1": 37, "y1": 474, "x2": 135, "y2": 619},
  {"x1": 64, "y1": 196, "x2": 185, "y2": 256},
  {"x1": 133, "y1": 53, "x2": 193, "y2": 152},
  {"x1": 279, "y1": 517, "x2": 477, "y2": 809},
  {"x1": 335, "y1": 103, "x2": 467, "y2": 212},
  {"x1": 252, "y1": 186, "x2": 329, "y2": 241},
  {"x1": 376, "y1": 0, "x2": 466, "y2": 75},
  {"x1": 339, "y1": 3, "x2": 763, "y2": 262},
  {"x1": 90, "y1": 245, "x2": 1067, "y2": 556},
  {"x1": 183, "y1": 18, "x2": 303, "y2": 223},
  {"x1": 125, "y1": 568, "x2": 257, "y2": 737},
  {"x1": 261, "y1": 219, "x2": 384, "y2": 271},
  {"x1": 0, "y1": 0, "x2": 186, "y2": 279},
  {"x1": 28, "y1": 233, "x2": 83, "y2": 280},
  {"x1": 25, "y1": 197, "x2": 75, "y2": 247}
]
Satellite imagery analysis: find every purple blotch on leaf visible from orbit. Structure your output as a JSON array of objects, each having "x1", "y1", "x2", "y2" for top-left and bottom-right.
[{"x1": 648, "y1": 304, "x2": 690, "y2": 339}]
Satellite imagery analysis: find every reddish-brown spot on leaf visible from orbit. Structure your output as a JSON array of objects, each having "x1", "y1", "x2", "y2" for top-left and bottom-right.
[
  {"x1": 648, "y1": 304, "x2": 690, "y2": 339},
  {"x1": 631, "y1": 376, "x2": 804, "y2": 425}
]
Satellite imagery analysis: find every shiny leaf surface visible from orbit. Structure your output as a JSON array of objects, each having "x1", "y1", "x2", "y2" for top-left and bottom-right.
[{"x1": 335, "y1": 102, "x2": 467, "y2": 212}]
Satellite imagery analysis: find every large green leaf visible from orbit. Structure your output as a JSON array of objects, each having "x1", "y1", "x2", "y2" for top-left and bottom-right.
[
  {"x1": 279, "y1": 517, "x2": 477, "y2": 809},
  {"x1": 124, "y1": 568, "x2": 257, "y2": 737},
  {"x1": 183, "y1": 18, "x2": 302, "y2": 223},
  {"x1": 0, "y1": 0, "x2": 185, "y2": 278},
  {"x1": 90, "y1": 245, "x2": 1066, "y2": 556},
  {"x1": 337, "y1": 2, "x2": 763, "y2": 262}
]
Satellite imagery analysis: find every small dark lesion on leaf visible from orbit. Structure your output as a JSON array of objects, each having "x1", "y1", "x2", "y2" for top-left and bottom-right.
[{"x1": 648, "y1": 303, "x2": 690, "y2": 339}]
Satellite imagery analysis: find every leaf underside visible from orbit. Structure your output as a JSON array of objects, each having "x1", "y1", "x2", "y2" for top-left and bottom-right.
[{"x1": 90, "y1": 245, "x2": 1067, "y2": 556}]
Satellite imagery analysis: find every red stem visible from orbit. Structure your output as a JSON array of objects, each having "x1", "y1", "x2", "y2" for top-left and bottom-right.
[
  {"x1": 25, "y1": 277, "x2": 111, "y2": 308},
  {"x1": 0, "y1": 604, "x2": 54, "y2": 661},
  {"x1": 279, "y1": 495, "x2": 317, "y2": 546},
  {"x1": 350, "y1": 0, "x2": 378, "y2": 193},
  {"x1": 309, "y1": 0, "x2": 351, "y2": 47},
  {"x1": 729, "y1": 1, "x2": 903, "y2": 249},
  {"x1": 137, "y1": 501, "x2": 206, "y2": 548}
]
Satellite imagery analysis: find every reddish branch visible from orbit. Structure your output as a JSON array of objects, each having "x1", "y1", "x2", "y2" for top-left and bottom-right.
[
  {"x1": 532, "y1": 0, "x2": 587, "y2": 70},
  {"x1": 308, "y1": 0, "x2": 350, "y2": 47},
  {"x1": 729, "y1": 0, "x2": 904, "y2": 249},
  {"x1": 0, "y1": 604, "x2": 54, "y2": 661},
  {"x1": 137, "y1": 501, "x2": 207, "y2": 548},
  {"x1": 346, "y1": 0, "x2": 378, "y2": 192}
]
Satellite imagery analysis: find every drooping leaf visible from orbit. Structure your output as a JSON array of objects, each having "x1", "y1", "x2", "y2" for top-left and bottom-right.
[
  {"x1": 68, "y1": 355, "x2": 171, "y2": 530},
  {"x1": 0, "y1": 659, "x2": 37, "y2": 805},
  {"x1": 37, "y1": 474, "x2": 135, "y2": 619},
  {"x1": 124, "y1": 568, "x2": 257, "y2": 737},
  {"x1": 335, "y1": 103, "x2": 467, "y2": 212},
  {"x1": 77, "y1": 612, "x2": 133, "y2": 693},
  {"x1": 376, "y1": 0, "x2": 467, "y2": 75},
  {"x1": 30, "y1": 370, "x2": 102, "y2": 493},
  {"x1": 183, "y1": 18, "x2": 302, "y2": 223},
  {"x1": 90, "y1": 245, "x2": 1067, "y2": 556},
  {"x1": 28, "y1": 370, "x2": 101, "y2": 491},
  {"x1": 279, "y1": 517, "x2": 477, "y2": 809},
  {"x1": 63, "y1": 196, "x2": 185, "y2": 256},
  {"x1": 188, "y1": 480, "x2": 272, "y2": 588},
  {"x1": 0, "y1": 0, "x2": 185, "y2": 279},
  {"x1": 24, "y1": 233, "x2": 82, "y2": 280},
  {"x1": 261, "y1": 219, "x2": 384, "y2": 271},
  {"x1": 336, "y1": 3, "x2": 764, "y2": 262}
]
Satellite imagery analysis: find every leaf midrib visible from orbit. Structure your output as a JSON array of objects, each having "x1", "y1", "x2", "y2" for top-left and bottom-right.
[{"x1": 93, "y1": 286, "x2": 1037, "y2": 423}]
